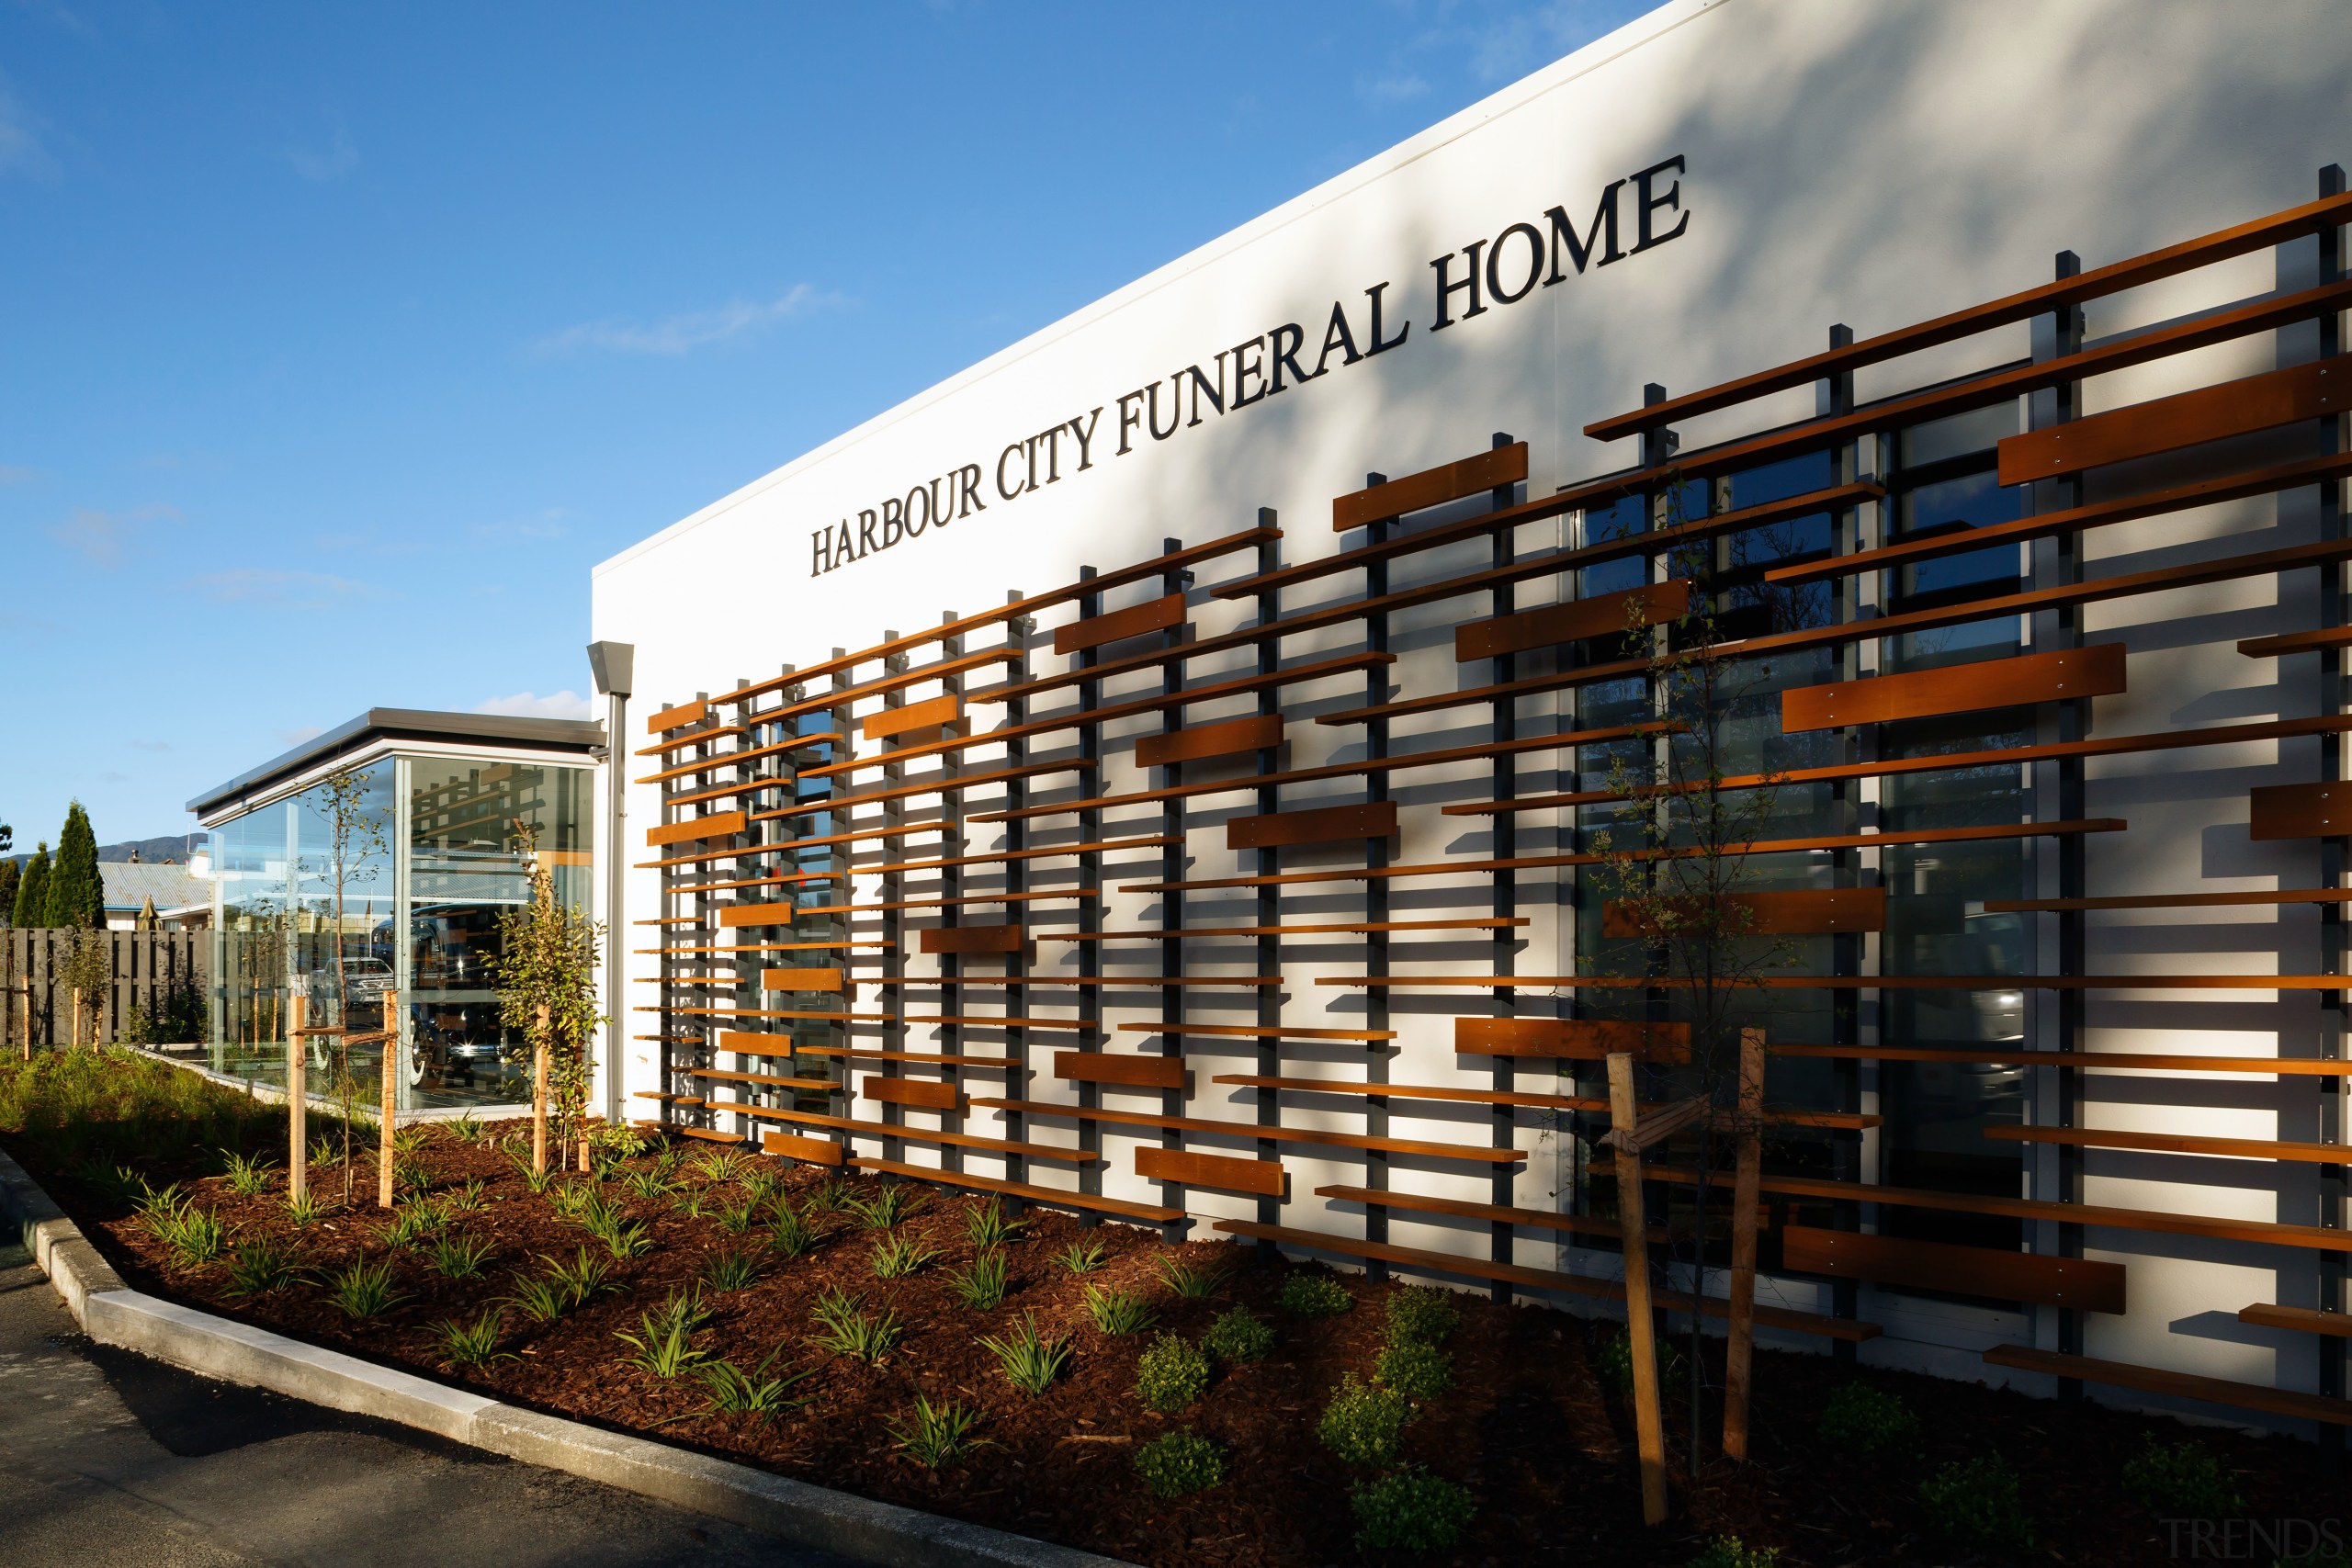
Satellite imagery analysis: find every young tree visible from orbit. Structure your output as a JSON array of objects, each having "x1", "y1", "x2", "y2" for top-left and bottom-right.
[
  {"x1": 1585, "y1": 488, "x2": 1808, "y2": 1480},
  {"x1": 305, "y1": 771, "x2": 389, "y2": 1204},
  {"x1": 55, "y1": 928, "x2": 112, "y2": 1047},
  {"x1": 0, "y1": 856, "x2": 17, "y2": 925},
  {"x1": 490, "y1": 827, "x2": 605, "y2": 1174},
  {"x1": 46, "y1": 801, "x2": 104, "y2": 929},
  {"x1": 13, "y1": 843, "x2": 50, "y2": 930}
]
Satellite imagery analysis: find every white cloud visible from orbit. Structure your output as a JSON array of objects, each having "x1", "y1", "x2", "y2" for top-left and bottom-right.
[
  {"x1": 186, "y1": 568, "x2": 365, "y2": 607},
  {"x1": 537, "y1": 284, "x2": 844, "y2": 356},
  {"x1": 49, "y1": 503, "x2": 181, "y2": 567},
  {"x1": 476, "y1": 690, "x2": 594, "y2": 721},
  {"x1": 284, "y1": 126, "x2": 357, "y2": 182}
]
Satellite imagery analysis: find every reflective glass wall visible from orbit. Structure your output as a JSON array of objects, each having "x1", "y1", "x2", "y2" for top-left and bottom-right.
[{"x1": 209, "y1": 750, "x2": 595, "y2": 1111}]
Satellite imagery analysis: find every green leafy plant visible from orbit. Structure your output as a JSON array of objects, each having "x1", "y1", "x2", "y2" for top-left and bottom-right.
[
  {"x1": 701, "y1": 1247, "x2": 763, "y2": 1292},
  {"x1": 1384, "y1": 1285, "x2": 1459, "y2": 1347},
  {"x1": 542, "y1": 1246, "x2": 613, "y2": 1307},
  {"x1": 977, "y1": 1310, "x2": 1070, "y2": 1395},
  {"x1": 147, "y1": 1199, "x2": 230, "y2": 1269},
  {"x1": 507, "y1": 1147, "x2": 558, "y2": 1196},
  {"x1": 623, "y1": 1167, "x2": 679, "y2": 1203},
  {"x1": 503, "y1": 1270, "x2": 571, "y2": 1325},
  {"x1": 616, "y1": 1303, "x2": 713, "y2": 1381},
  {"x1": 326, "y1": 1258, "x2": 405, "y2": 1319},
  {"x1": 448, "y1": 1111, "x2": 483, "y2": 1145},
  {"x1": 1598, "y1": 1325, "x2": 1683, "y2": 1394},
  {"x1": 284, "y1": 1190, "x2": 323, "y2": 1226},
  {"x1": 78, "y1": 1161, "x2": 150, "y2": 1205},
  {"x1": 885, "y1": 1395, "x2": 986, "y2": 1468},
  {"x1": 218, "y1": 1147, "x2": 277, "y2": 1197},
  {"x1": 713, "y1": 1194, "x2": 762, "y2": 1235},
  {"x1": 1134, "y1": 1332, "x2": 1211, "y2": 1413},
  {"x1": 435, "y1": 1309, "x2": 514, "y2": 1371},
  {"x1": 766, "y1": 1200, "x2": 821, "y2": 1258},
  {"x1": 1135, "y1": 1430, "x2": 1224, "y2": 1499},
  {"x1": 2122, "y1": 1437, "x2": 2245, "y2": 1518},
  {"x1": 1351, "y1": 1468, "x2": 1476, "y2": 1553},
  {"x1": 689, "y1": 1145, "x2": 748, "y2": 1185},
  {"x1": 1688, "y1": 1537, "x2": 1781, "y2": 1568},
  {"x1": 1919, "y1": 1454, "x2": 2035, "y2": 1551},
  {"x1": 1375, "y1": 1340, "x2": 1453, "y2": 1401},
  {"x1": 488, "y1": 823, "x2": 607, "y2": 1180},
  {"x1": 594, "y1": 1217, "x2": 655, "y2": 1259},
  {"x1": 1055, "y1": 1238, "x2": 1107, "y2": 1274},
  {"x1": 808, "y1": 1286, "x2": 901, "y2": 1363},
  {"x1": 380, "y1": 1200, "x2": 445, "y2": 1249},
  {"x1": 549, "y1": 1181, "x2": 600, "y2": 1223},
  {"x1": 963, "y1": 1197, "x2": 1025, "y2": 1249},
  {"x1": 868, "y1": 1231, "x2": 940, "y2": 1280},
  {"x1": 429, "y1": 1231, "x2": 494, "y2": 1280},
  {"x1": 944, "y1": 1247, "x2": 1009, "y2": 1310},
  {"x1": 1279, "y1": 1271, "x2": 1351, "y2": 1317},
  {"x1": 439, "y1": 1178, "x2": 489, "y2": 1213},
  {"x1": 1319, "y1": 1373, "x2": 1414, "y2": 1467},
  {"x1": 695, "y1": 1348, "x2": 814, "y2": 1420},
  {"x1": 1154, "y1": 1252, "x2": 1227, "y2": 1299},
  {"x1": 1202, "y1": 1307, "x2": 1274, "y2": 1364},
  {"x1": 394, "y1": 1156, "x2": 431, "y2": 1194},
  {"x1": 222, "y1": 1235, "x2": 304, "y2": 1296},
  {"x1": 310, "y1": 1134, "x2": 340, "y2": 1169},
  {"x1": 391, "y1": 1123, "x2": 432, "y2": 1157},
  {"x1": 843, "y1": 1183, "x2": 922, "y2": 1230},
  {"x1": 1083, "y1": 1283, "x2": 1156, "y2": 1336},
  {"x1": 1817, "y1": 1381, "x2": 1919, "y2": 1455}
]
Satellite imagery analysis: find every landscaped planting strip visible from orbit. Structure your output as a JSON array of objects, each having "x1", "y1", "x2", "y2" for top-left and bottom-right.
[{"x1": 0, "y1": 1145, "x2": 1134, "y2": 1568}]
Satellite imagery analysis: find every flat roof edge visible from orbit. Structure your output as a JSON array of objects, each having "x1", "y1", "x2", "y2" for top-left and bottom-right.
[{"x1": 188, "y1": 708, "x2": 606, "y2": 819}]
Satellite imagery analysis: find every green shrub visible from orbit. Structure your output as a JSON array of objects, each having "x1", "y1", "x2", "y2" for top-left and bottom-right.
[
  {"x1": 1135, "y1": 1430, "x2": 1224, "y2": 1499},
  {"x1": 326, "y1": 1258, "x2": 405, "y2": 1319},
  {"x1": 222, "y1": 1235, "x2": 303, "y2": 1297},
  {"x1": 1384, "y1": 1284, "x2": 1458, "y2": 1347},
  {"x1": 1919, "y1": 1454, "x2": 2034, "y2": 1550},
  {"x1": 1688, "y1": 1537, "x2": 1781, "y2": 1568},
  {"x1": 2122, "y1": 1437, "x2": 2245, "y2": 1517},
  {"x1": 1375, "y1": 1339, "x2": 1453, "y2": 1401},
  {"x1": 1350, "y1": 1467, "x2": 1476, "y2": 1552},
  {"x1": 1084, "y1": 1283, "x2": 1156, "y2": 1336},
  {"x1": 1134, "y1": 1333, "x2": 1211, "y2": 1413},
  {"x1": 978, "y1": 1311, "x2": 1070, "y2": 1395},
  {"x1": 1818, "y1": 1381, "x2": 1919, "y2": 1455},
  {"x1": 944, "y1": 1247, "x2": 1009, "y2": 1310},
  {"x1": 1279, "y1": 1271, "x2": 1351, "y2": 1317},
  {"x1": 1319, "y1": 1373, "x2": 1413, "y2": 1467},
  {"x1": 1597, "y1": 1325, "x2": 1681, "y2": 1393},
  {"x1": 1201, "y1": 1307, "x2": 1274, "y2": 1364},
  {"x1": 885, "y1": 1395, "x2": 986, "y2": 1467}
]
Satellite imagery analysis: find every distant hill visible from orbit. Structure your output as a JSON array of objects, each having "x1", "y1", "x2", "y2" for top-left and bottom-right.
[{"x1": 7, "y1": 833, "x2": 206, "y2": 867}]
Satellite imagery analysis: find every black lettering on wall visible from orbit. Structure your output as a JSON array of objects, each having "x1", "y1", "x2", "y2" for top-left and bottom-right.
[
  {"x1": 1230, "y1": 335, "x2": 1269, "y2": 408},
  {"x1": 1544, "y1": 181, "x2": 1625, "y2": 282},
  {"x1": 1487, "y1": 220, "x2": 1544, "y2": 304},
  {"x1": 1312, "y1": 299, "x2": 1363, "y2": 378},
  {"x1": 1185, "y1": 355, "x2": 1227, "y2": 427},
  {"x1": 1365, "y1": 281, "x2": 1409, "y2": 355},
  {"x1": 996, "y1": 443, "x2": 1026, "y2": 501},
  {"x1": 1146, "y1": 378, "x2": 1182, "y2": 440},
  {"x1": 1268, "y1": 322, "x2": 1312, "y2": 392},
  {"x1": 1631, "y1": 154, "x2": 1689, "y2": 254},
  {"x1": 1430, "y1": 238, "x2": 1487, "y2": 331},
  {"x1": 1115, "y1": 389, "x2": 1147, "y2": 455},
  {"x1": 1068, "y1": 406, "x2": 1103, "y2": 469},
  {"x1": 956, "y1": 463, "x2": 986, "y2": 517}
]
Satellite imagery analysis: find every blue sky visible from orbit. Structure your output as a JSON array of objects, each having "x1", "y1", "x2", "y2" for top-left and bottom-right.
[{"x1": 0, "y1": 0, "x2": 1650, "y2": 853}]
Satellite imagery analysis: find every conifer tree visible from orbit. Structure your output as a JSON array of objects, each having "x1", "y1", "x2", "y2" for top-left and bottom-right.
[
  {"x1": 46, "y1": 802, "x2": 104, "y2": 929},
  {"x1": 0, "y1": 858, "x2": 17, "y2": 925},
  {"x1": 13, "y1": 844, "x2": 50, "y2": 929}
]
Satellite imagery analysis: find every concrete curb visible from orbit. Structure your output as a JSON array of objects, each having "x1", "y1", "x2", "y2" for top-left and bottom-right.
[{"x1": 0, "y1": 1145, "x2": 1131, "y2": 1568}]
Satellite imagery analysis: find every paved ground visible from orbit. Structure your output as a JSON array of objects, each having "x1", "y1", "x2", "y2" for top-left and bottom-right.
[{"x1": 0, "y1": 1242, "x2": 852, "y2": 1567}]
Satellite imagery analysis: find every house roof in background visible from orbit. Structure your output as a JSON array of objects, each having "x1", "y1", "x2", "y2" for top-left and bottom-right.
[
  {"x1": 101, "y1": 862, "x2": 208, "y2": 914},
  {"x1": 187, "y1": 708, "x2": 605, "y2": 822}
]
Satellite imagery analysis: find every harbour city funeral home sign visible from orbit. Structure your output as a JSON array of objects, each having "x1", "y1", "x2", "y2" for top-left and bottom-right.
[{"x1": 808, "y1": 153, "x2": 1692, "y2": 577}]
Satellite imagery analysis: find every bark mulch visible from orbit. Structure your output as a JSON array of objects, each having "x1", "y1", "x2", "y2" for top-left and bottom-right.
[{"x1": 15, "y1": 1120, "x2": 2349, "y2": 1568}]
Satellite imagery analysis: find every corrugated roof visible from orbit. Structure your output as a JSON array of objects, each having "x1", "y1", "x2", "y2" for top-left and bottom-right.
[{"x1": 101, "y1": 862, "x2": 208, "y2": 913}]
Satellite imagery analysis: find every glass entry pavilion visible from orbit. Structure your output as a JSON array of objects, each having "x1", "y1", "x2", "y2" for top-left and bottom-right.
[{"x1": 189, "y1": 708, "x2": 603, "y2": 1112}]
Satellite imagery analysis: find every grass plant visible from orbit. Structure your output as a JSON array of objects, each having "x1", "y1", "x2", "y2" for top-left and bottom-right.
[
  {"x1": 977, "y1": 1311, "x2": 1069, "y2": 1394},
  {"x1": 700, "y1": 1247, "x2": 763, "y2": 1292},
  {"x1": 868, "y1": 1231, "x2": 941, "y2": 1280},
  {"x1": 326, "y1": 1258, "x2": 406, "y2": 1319},
  {"x1": 808, "y1": 1285, "x2": 901, "y2": 1363},
  {"x1": 944, "y1": 1247, "x2": 1009, "y2": 1310},
  {"x1": 1082, "y1": 1283, "x2": 1155, "y2": 1336},
  {"x1": 885, "y1": 1395, "x2": 986, "y2": 1468},
  {"x1": 962, "y1": 1198, "x2": 1025, "y2": 1249},
  {"x1": 217, "y1": 1147, "x2": 277, "y2": 1197},
  {"x1": 1055, "y1": 1238, "x2": 1107, "y2": 1274},
  {"x1": 435, "y1": 1309, "x2": 514, "y2": 1371},
  {"x1": 428, "y1": 1232, "x2": 494, "y2": 1280},
  {"x1": 222, "y1": 1235, "x2": 304, "y2": 1296}
]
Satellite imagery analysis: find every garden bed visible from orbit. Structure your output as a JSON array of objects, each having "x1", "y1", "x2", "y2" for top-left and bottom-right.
[{"x1": 6, "y1": 1052, "x2": 2348, "y2": 1567}]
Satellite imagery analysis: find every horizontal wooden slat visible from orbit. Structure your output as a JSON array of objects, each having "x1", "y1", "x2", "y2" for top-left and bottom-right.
[
  {"x1": 2239, "y1": 1303, "x2": 2352, "y2": 1338},
  {"x1": 1770, "y1": 448, "x2": 2352, "y2": 588},
  {"x1": 1227, "y1": 800, "x2": 1397, "y2": 851},
  {"x1": 761, "y1": 1130, "x2": 847, "y2": 1165},
  {"x1": 635, "y1": 730, "x2": 843, "y2": 785},
  {"x1": 864, "y1": 693, "x2": 963, "y2": 741},
  {"x1": 918, "y1": 924, "x2": 1024, "y2": 955},
  {"x1": 718, "y1": 1102, "x2": 1091, "y2": 1163},
  {"x1": 720, "y1": 903, "x2": 799, "y2": 929},
  {"x1": 1049, "y1": 918, "x2": 1528, "y2": 941},
  {"x1": 2250, "y1": 781, "x2": 2352, "y2": 840},
  {"x1": 1453, "y1": 1017, "x2": 1690, "y2": 1062},
  {"x1": 860, "y1": 1076, "x2": 961, "y2": 1111},
  {"x1": 1054, "y1": 591, "x2": 1185, "y2": 654},
  {"x1": 648, "y1": 697, "x2": 708, "y2": 734},
  {"x1": 1781, "y1": 1224, "x2": 2124, "y2": 1314},
  {"x1": 761, "y1": 967, "x2": 844, "y2": 992},
  {"x1": 1119, "y1": 1021, "x2": 1396, "y2": 1043},
  {"x1": 646, "y1": 810, "x2": 747, "y2": 847},
  {"x1": 1455, "y1": 581, "x2": 1688, "y2": 663},
  {"x1": 849, "y1": 1155, "x2": 1181, "y2": 1224},
  {"x1": 1342, "y1": 974, "x2": 2352, "y2": 992},
  {"x1": 756, "y1": 759, "x2": 1086, "y2": 824},
  {"x1": 1316, "y1": 1184, "x2": 1666, "y2": 1241},
  {"x1": 1996, "y1": 356, "x2": 2346, "y2": 486},
  {"x1": 1333, "y1": 442, "x2": 1527, "y2": 532},
  {"x1": 1136, "y1": 1145, "x2": 1285, "y2": 1197},
  {"x1": 1136, "y1": 714, "x2": 1283, "y2": 768},
  {"x1": 2241, "y1": 624, "x2": 2352, "y2": 659},
  {"x1": 1982, "y1": 1343, "x2": 2352, "y2": 1427},
  {"x1": 1985, "y1": 1123, "x2": 2351, "y2": 1165},
  {"x1": 635, "y1": 723, "x2": 749, "y2": 757},
  {"x1": 1782, "y1": 645, "x2": 2124, "y2": 734},
  {"x1": 1770, "y1": 1043, "x2": 2352, "y2": 1076},
  {"x1": 1216, "y1": 1073, "x2": 1579, "y2": 1111},
  {"x1": 1056, "y1": 1051, "x2": 1185, "y2": 1089},
  {"x1": 1602, "y1": 887, "x2": 1886, "y2": 937},
  {"x1": 969, "y1": 1099, "x2": 1527, "y2": 1163},
  {"x1": 1584, "y1": 188, "x2": 2352, "y2": 443},
  {"x1": 684, "y1": 1066, "x2": 833, "y2": 1091},
  {"x1": 1216, "y1": 1219, "x2": 1879, "y2": 1341}
]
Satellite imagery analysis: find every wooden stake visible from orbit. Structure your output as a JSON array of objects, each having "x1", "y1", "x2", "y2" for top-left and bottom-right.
[
  {"x1": 577, "y1": 1137, "x2": 591, "y2": 1174},
  {"x1": 532, "y1": 1000, "x2": 550, "y2": 1177},
  {"x1": 1723, "y1": 1027, "x2": 1767, "y2": 1462},
  {"x1": 378, "y1": 988, "x2": 400, "y2": 1210},
  {"x1": 70, "y1": 987, "x2": 82, "y2": 1051},
  {"x1": 288, "y1": 993, "x2": 308, "y2": 1206},
  {"x1": 1607, "y1": 1050, "x2": 1669, "y2": 1527}
]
